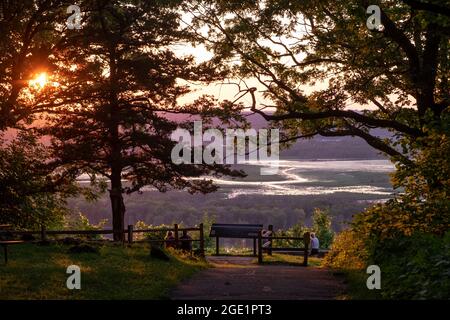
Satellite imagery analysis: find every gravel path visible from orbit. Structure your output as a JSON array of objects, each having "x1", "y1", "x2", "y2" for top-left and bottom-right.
[{"x1": 170, "y1": 256, "x2": 346, "y2": 300}]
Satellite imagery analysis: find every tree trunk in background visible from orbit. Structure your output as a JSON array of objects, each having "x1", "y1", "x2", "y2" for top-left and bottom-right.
[
  {"x1": 110, "y1": 168, "x2": 125, "y2": 242},
  {"x1": 108, "y1": 44, "x2": 125, "y2": 242}
]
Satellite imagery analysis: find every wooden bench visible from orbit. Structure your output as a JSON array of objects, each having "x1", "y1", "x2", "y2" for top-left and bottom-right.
[
  {"x1": 209, "y1": 223, "x2": 264, "y2": 256},
  {"x1": 0, "y1": 241, "x2": 25, "y2": 264},
  {"x1": 0, "y1": 225, "x2": 25, "y2": 264},
  {"x1": 258, "y1": 232, "x2": 310, "y2": 266}
]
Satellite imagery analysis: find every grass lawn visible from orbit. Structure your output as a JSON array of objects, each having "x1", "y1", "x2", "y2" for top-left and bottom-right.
[{"x1": 0, "y1": 243, "x2": 208, "y2": 300}]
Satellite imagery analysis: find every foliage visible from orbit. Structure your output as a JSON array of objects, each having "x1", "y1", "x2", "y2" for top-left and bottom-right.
[
  {"x1": 133, "y1": 220, "x2": 169, "y2": 244},
  {"x1": 188, "y1": 0, "x2": 449, "y2": 166},
  {"x1": 276, "y1": 221, "x2": 308, "y2": 248},
  {"x1": 41, "y1": 0, "x2": 244, "y2": 240},
  {"x1": 0, "y1": 0, "x2": 71, "y2": 130},
  {"x1": 0, "y1": 133, "x2": 74, "y2": 229},
  {"x1": 200, "y1": 211, "x2": 217, "y2": 251},
  {"x1": 324, "y1": 230, "x2": 450, "y2": 299},
  {"x1": 273, "y1": 208, "x2": 334, "y2": 249},
  {"x1": 352, "y1": 119, "x2": 450, "y2": 240},
  {"x1": 371, "y1": 232, "x2": 450, "y2": 299},
  {"x1": 324, "y1": 114, "x2": 450, "y2": 299},
  {"x1": 312, "y1": 208, "x2": 334, "y2": 249},
  {"x1": 323, "y1": 229, "x2": 369, "y2": 270},
  {"x1": 64, "y1": 212, "x2": 108, "y2": 240}
]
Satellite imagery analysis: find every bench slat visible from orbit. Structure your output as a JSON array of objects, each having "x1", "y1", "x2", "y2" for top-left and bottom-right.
[{"x1": 209, "y1": 223, "x2": 263, "y2": 238}]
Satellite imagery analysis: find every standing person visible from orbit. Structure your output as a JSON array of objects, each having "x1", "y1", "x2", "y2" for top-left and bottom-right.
[
  {"x1": 165, "y1": 231, "x2": 176, "y2": 249},
  {"x1": 310, "y1": 233, "x2": 320, "y2": 256},
  {"x1": 179, "y1": 230, "x2": 193, "y2": 252}
]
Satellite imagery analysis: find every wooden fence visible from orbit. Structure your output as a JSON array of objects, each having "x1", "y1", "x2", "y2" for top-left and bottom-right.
[
  {"x1": 8, "y1": 223, "x2": 205, "y2": 257},
  {"x1": 6, "y1": 224, "x2": 312, "y2": 264},
  {"x1": 257, "y1": 231, "x2": 310, "y2": 266}
]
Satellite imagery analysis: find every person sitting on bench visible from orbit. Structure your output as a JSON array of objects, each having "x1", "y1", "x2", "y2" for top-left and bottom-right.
[
  {"x1": 179, "y1": 230, "x2": 192, "y2": 252},
  {"x1": 165, "y1": 231, "x2": 176, "y2": 249},
  {"x1": 310, "y1": 233, "x2": 320, "y2": 256}
]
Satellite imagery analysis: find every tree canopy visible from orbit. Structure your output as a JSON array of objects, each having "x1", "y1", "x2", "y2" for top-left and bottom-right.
[{"x1": 185, "y1": 0, "x2": 449, "y2": 166}]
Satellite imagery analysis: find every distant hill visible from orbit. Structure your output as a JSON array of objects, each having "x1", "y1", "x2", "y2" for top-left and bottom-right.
[
  {"x1": 279, "y1": 134, "x2": 388, "y2": 160},
  {"x1": 164, "y1": 112, "x2": 390, "y2": 160},
  {"x1": 239, "y1": 114, "x2": 389, "y2": 160},
  {"x1": 2, "y1": 112, "x2": 389, "y2": 160}
]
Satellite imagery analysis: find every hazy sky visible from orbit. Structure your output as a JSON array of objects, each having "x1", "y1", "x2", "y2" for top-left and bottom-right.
[{"x1": 173, "y1": 43, "x2": 374, "y2": 112}]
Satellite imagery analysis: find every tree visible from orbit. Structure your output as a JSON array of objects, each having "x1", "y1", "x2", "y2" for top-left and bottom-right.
[
  {"x1": 312, "y1": 208, "x2": 334, "y2": 249},
  {"x1": 184, "y1": 0, "x2": 449, "y2": 299},
  {"x1": 0, "y1": 132, "x2": 81, "y2": 229},
  {"x1": 185, "y1": 0, "x2": 449, "y2": 168},
  {"x1": 0, "y1": 0, "x2": 71, "y2": 130},
  {"x1": 0, "y1": 1, "x2": 98, "y2": 228},
  {"x1": 44, "y1": 0, "x2": 243, "y2": 241}
]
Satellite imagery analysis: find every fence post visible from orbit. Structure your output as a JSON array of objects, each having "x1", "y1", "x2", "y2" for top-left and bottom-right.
[
  {"x1": 127, "y1": 225, "x2": 134, "y2": 244},
  {"x1": 258, "y1": 231, "x2": 263, "y2": 264},
  {"x1": 174, "y1": 224, "x2": 179, "y2": 248},
  {"x1": 268, "y1": 225, "x2": 273, "y2": 256},
  {"x1": 215, "y1": 236, "x2": 219, "y2": 255},
  {"x1": 199, "y1": 223, "x2": 205, "y2": 257},
  {"x1": 41, "y1": 225, "x2": 47, "y2": 242},
  {"x1": 303, "y1": 232, "x2": 310, "y2": 266}
]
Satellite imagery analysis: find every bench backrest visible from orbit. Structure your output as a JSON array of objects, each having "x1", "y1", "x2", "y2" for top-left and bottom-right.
[
  {"x1": 209, "y1": 223, "x2": 263, "y2": 238},
  {"x1": 0, "y1": 225, "x2": 14, "y2": 241}
]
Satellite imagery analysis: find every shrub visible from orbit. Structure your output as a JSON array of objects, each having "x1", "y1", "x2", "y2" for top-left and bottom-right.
[
  {"x1": 325, "y1": 121, "x2": 450, "y2": 299},
  {"x1": 200, "y1": 212, "x2": 216, "y2": 252},
  {"x1": 0, "y1": 134, "x2": 69, "y2": 229},
  {"x1": 276, "y1": 221, "x2": 308, "y2": 248},
  {"x1": 64, "y1": 212, "x2": 108, "y2": 240},
  {"x1": 324, "y1": 228, "x2": 450, "y2": 299},
  {"x1": 134, "y1": 221, "x2": 171, "y2": 246},
  {"x1": 323, "y1": 229, "x2": 369, "y2": 270},
  {"x1": 372, "y1": 232, "x2": 450, "y2": 299}
]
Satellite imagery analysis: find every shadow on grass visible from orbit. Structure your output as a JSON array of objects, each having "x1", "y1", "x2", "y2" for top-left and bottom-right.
[{"x1": 0, "y1": 242, "x2": 209, "y2": 300}]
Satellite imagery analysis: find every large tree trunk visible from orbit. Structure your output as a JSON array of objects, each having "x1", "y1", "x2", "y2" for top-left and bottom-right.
[
  {"x1": 107, "y1": 44, "x2": 125, "y2": 242},
  {"x1": 110, "y1": 167, "x2": 125, "y2": 242}
]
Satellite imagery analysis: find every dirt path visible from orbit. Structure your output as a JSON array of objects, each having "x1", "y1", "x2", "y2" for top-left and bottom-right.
[{"x1": 170, "y1": 256, "x2": 346, "y2": 300}]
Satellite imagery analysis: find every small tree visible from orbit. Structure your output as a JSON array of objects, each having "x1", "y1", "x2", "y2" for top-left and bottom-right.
[
  {"x1": 312, "y1": 208, "x2": 334, "y2": 249},
  {"x1": 0, "y1": 132, "x2": 81, "y2": 229},
  {"x1": 200, "y1": 211, "x2": 217, "y2": 252}
]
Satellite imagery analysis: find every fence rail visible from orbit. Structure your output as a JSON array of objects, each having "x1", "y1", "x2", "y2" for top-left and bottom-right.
[
  {"x1": 258, "y1": 231, "x2": 310, "y2": 266},
  {"x1": 4, "y1": 224, "x2": 310, "y2": 264},
  {"x1": 6, "y1": 223, "x2": 205, "y2": 257}
]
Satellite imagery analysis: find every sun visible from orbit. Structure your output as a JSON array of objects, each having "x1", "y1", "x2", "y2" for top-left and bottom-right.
[{"x1": 29, "y1": 72, "x2": 48, "y2": 89}]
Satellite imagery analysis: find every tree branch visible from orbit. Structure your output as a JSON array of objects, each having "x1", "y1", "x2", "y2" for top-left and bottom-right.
[
  {"x1": 245, "y1": 88, "x2": 424, "y2": 137},
  {"x1": 402, "y1": 0, "x2": 450, "y2": 18}
]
